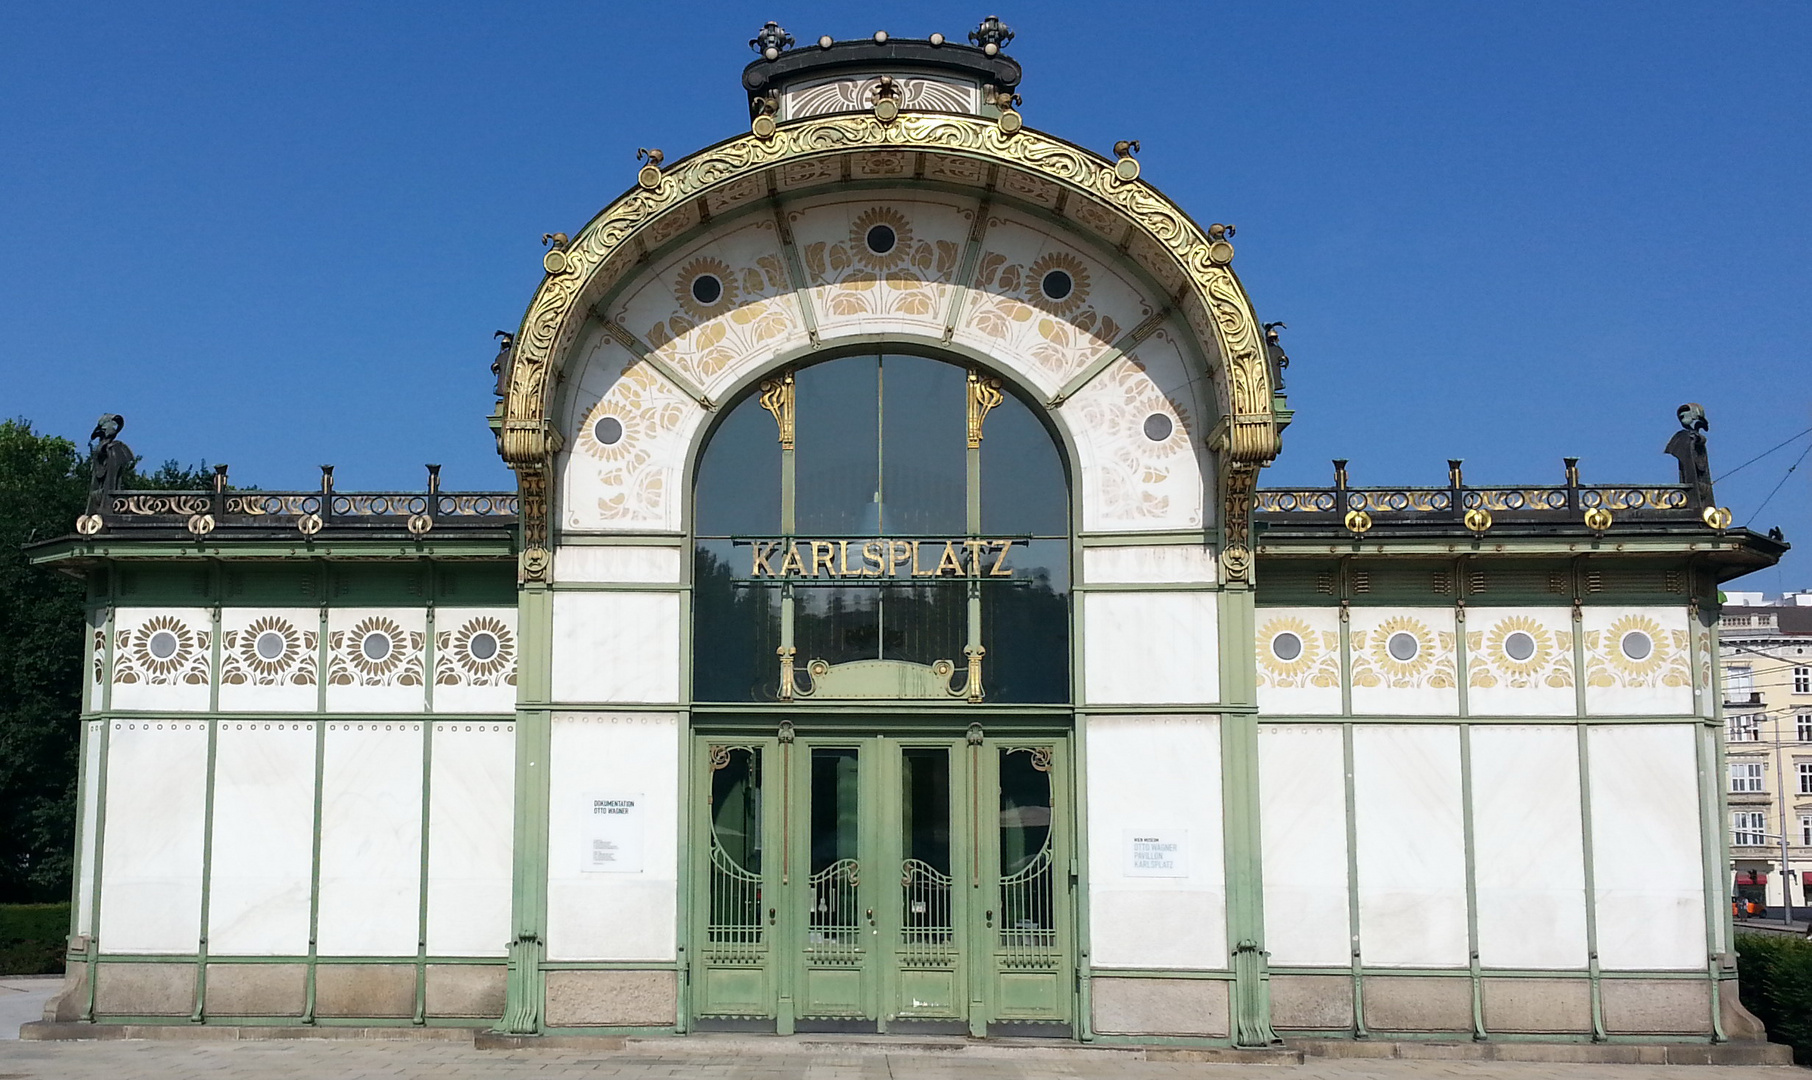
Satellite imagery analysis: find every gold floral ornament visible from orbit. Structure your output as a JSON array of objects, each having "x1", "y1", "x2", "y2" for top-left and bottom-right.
[
  {"x1": 330, "y1": 616, "x2": 423, "y2": 686},
  {"x1": 436, "y1": 615, "x2": 518, "y2": 687},
  {"x1": 1255, "y1": 616, "x2": 1341, "y2": 688},
  {"x1": 849, "y1": 206, "x2": 914, "y2": 270},
  {"x1": 222, "y1": 615, "x2": 317, "y2": 686},
  {"x1": 1351, "y1": 616, "x2": 1455, "y2": 689},
  {"x1": 117, "y1": 615, "x2": 209, "y2": 685},
  {"x1": 1586, "y1": 613, "x2": 1689, "y2": 688},
  {"x1": 1468, "y1": 615, "x2": 1572, "y2": 689},
  {"x1": 1025, "y1": 252, "x2": 1091, "y2": 318},
  {"x1": 674, "y1": 257, "x2": 740, "y2": 321}
]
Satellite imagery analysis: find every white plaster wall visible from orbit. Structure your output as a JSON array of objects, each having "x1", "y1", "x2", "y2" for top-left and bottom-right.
[
  {"x1": 1082, "y1": 591, "x2": 1219, "y2": 706},
  {"x1": 1353, "y1": 725, "x2": 1468, "y2": 967},
  {"x1": 110, "y1": 607, "x2": 212, "y2": 712},
  {"x1": 315, "y1": 722, "x2": 423, "y2": 956},
  {"x1": 1257, "y1": 724, "x2": 1352, "y2": 966},
  {"x1": 207, "y1": 722, "x2": 317, "y2": 955},
  {"x1": 550, "y1": 592, "x2": 681, "y2": 705},
  {"x1": 1464, "y1": 607, "x2": 1576, "y2": 717},
  {"x1": 554, "y1": 545, "x2": 685, "y2": 584},
  {"x1": 217, "y1": 607, "x2": 319, "y2": 713},
  {"x1": 546, "y1": 713, "x2": 680, "y2": 961},
  {"x1": 325, "y1": 608, "x2": 427, "y2": 714},
  {"x1": 1086, "y1": 715, "x2": 1226, "y2": 969},
  {"x1": 75, "y1": 721, "x2": 102, "y2": 936},
  {"x1": 1349, "y1": 608, "x2": 1459, "y2": 716},
  {"x1": 1255, "y1": 607, "x2": 1344, "y2": 717},
  {"x1": 97, "y1": 721, "x2": 208, "y2": 953},
  {"x1": 1082, "y1": 545, "x2": 1217, "y2": 585},
  {"x1": 792, "y1": 196, "x2": 974, "y2": 348},
  {"x1": 426, "y1": 722, "x2": 515, "y2": 957},
  {"x1": 431, "y1": 607, "x2": 518, "y2": 714},
  {"x1": 1587, "y1": 724, "x2": 1707, "y2": 970},
  {"x1": 1470, "y1": 725, "x2": 1588, "y2": 969},
  {"x1": 1582, "y1": 607, "x2": 1694, "y2": 716}
]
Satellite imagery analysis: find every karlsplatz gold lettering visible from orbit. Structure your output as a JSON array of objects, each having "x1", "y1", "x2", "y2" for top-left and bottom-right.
[{"x1": 743, "y1": 539, "x2": 1022, "y2": 580}]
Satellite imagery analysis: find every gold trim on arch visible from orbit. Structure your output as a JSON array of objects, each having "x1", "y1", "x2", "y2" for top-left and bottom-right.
[{"x1": 500, "y1": 112, "x2": 1282, "y2": 578}]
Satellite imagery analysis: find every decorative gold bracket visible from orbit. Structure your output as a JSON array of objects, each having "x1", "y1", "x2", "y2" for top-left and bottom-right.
[
  {"x1": 759, "y1": 371, "x2": 796, "y2": 449},
  {"x1": 966, "y1": 370, "x2": 1004, "y2": 448}
]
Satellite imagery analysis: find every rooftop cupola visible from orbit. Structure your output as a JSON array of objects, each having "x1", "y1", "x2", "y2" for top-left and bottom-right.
[{"x1": 742, "y1": 16, "x2": 1023, "y2": 123}]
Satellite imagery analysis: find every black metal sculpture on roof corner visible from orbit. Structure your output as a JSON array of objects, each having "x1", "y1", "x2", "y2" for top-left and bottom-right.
[
  {"x1": 1665, "y1": 402, "x2": 1714, "y2": 508},
  {"x1": 86, "y1": 413, "x2": 132, "y2": 515}
]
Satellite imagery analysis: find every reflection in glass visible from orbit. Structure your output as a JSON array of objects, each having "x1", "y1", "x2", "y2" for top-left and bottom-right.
[
  {"x1": 881, "y1": 357, "x2": 966, "y2": 534},
  {"x1": 808, "y1": 748, "x2": 862, "y2": 958},
  {"x1": 795, "y1": 357, "x2": 881, "y2": 534},
  {"x1": 981, "y1": 392, "x2": 1067, "y2": 537},
  {"x1": 981, "y1": 539, "x2": 1070, "y2": 703},
  {"x1": 693, "y1": 542, "x2": 782, "y2": 701},
  {"x1": 901, "y1": 748, "x2": 954, "y2": 956},
  {"x1": 694, "y1": 397, "x2": 781, "y2": 537},
  {"x1": 998, "y1": 748, "x2": 1056, "y2": 961},
  {"x1": 707, "y1": 747, "x2": 763, "y2": 950}
]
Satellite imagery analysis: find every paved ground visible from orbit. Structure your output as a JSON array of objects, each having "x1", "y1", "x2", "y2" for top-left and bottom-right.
[
  {"x1": 0, "y1": 1040, "x2": 1799, "y2": 1080},
  {"x1": 0, "y1": 978, "x2": 57, "y2": 1040}
]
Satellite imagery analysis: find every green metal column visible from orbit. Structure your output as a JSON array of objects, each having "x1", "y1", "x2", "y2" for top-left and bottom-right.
[
  {"x1": 1218, "y1": 575, "x2": 1278, "y2": 1046},
  {"x1": 499, "y1": 581, "x2": 554, "y2": 1034}
]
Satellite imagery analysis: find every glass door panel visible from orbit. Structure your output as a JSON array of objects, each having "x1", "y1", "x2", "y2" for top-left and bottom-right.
[
  {"x1": 695, "y1": 743, "x2": 777, "y2": 1020},
  {"x1": 983, "y1": 743, "x2": 1071, "y2": 1033},
  {"x1": 892, "y1": 745, "x2": 966, "y2": 1028},
  {"x1": 796, "y1": 745, "x2": 873, "y2": 1026}
]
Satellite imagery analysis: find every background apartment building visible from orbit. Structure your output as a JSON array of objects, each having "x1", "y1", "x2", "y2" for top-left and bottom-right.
[{"x1": 1722, "y1": 591, "x2": 1812, "y2": 914}]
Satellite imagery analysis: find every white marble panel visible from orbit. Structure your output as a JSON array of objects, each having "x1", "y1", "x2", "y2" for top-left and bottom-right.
[
  {"x1": 1349, "y1": 608, "x2": 1459, "y2": 716},
  {"x1": 1587, "y1": 724, "x2": 1706, "y2": 970},
  {"x1": 1464, "y1": 607, "x2": 1576, "y2": 717},
  {"x1": 1082, "y1": 545, "x2": 1217, "y2": 585},
  {"x1": 546, "y1": 713, "x2": 680, "y2": 961},
  {"x1": 207, "y1": 722, "x2": 317, "y2": 955},
  {"x1": 218, "y1": 607, "x2": 319, "y2": 713},
  {"x1": 1082, "y1": 591, "x2": 1219, "y2": 706},
  {"x1": 1066, "y1": 344, "x2": 1212, "y2": 534},
  {"x1": 791, "y1": 195, "x2": 974, "y2": 348},
  {"x1": 550, "y1": 592, "x2": 681, "y2": 704},
  {"x1": 426, "y1": 722, "x2": 515, "y2": 957},
  {"x1": 110, "y1": 607, "x2": 212, "y2": 712},
  {"x1": 432, "y1": 607, "x2": 518, "y2": 714},
  {"x1": 1582, "y1": 607, "x2": 1694, "y2": 716},
  {"x1": 1257, "y1": 724, "x2": 1351, "y2": 966},
  {"x1": 1470, "y1": 726, "x2": 1588, "y2": 969},
  {"x1": 1353, "y1": 725, "x2": 1468, "y2": 967},
  {"x1": 325, "y1": 608, "x2": 427, "y2": 714},
  {"x1": 1086, "y1": 715, "x2": 1226, "y2": 969},
  {"x1": 97, "y1": 720, "x2": 208, "y2": 953},
  {"x1": 554, "y1": 545, "x2": 685, "y2": 584},
  {"x1": 315, "y1": 722, "x2": 423, "y2": 956},
  {"x1": 1255, "y1": 607, "x2": 1344, "y2": 716},
  {"x1": 75, "y1": 721, "x2": 103, "y2": 936}
]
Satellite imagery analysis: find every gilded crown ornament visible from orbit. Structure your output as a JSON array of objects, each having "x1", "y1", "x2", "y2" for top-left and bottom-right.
[
  {"x1": 969, "y1": 14, "x2": 1014, "y2": 55},
  {"x1": 749, "y1": 21, "x2": 794, "y2": 60}
]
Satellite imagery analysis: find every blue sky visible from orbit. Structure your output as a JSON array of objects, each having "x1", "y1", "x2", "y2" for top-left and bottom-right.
[{"x1": 4, "y1": 3, "x2": 1807, "y2": 588}]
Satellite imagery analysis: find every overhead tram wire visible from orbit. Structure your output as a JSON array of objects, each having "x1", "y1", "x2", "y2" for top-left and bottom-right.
[
  {"x1": 1744, "y1": 440, "x2": 1812, "y2": 525},
  {"x1": 1717, "y1": 426, "x2": 1812, "y2": 484}
]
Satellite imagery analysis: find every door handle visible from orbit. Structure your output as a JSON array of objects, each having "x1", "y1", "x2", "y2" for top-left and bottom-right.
[
  {"x1": 985, "y1": 909, "x2": 994, "y2": 927},
  {"x1": 866, "y1": 907, "x2": 875, "y2": 925},
  {"x1": 768, "y1": 907, "x2": 776, "y2": 925}
]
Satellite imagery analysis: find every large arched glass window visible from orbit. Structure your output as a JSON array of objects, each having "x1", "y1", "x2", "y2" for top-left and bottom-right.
[{"x1": 694, "y1": 353, "x2": 1068, "y2": 703}]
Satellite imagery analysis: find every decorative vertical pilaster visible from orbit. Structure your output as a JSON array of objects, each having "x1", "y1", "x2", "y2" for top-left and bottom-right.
[
  {"x1": 499, "y1": 583, "x2": 554, "y2": 1035},
  {"x1": 1219, "y1": 574, "x2": 1278, "y2": 1046}
]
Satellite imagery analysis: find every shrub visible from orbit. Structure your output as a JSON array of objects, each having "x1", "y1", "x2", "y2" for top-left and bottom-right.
[
  {"x1": 0, "y1": 903, "x2": 68, "y2": 975},
  {"x1": 1736, "y1": 932, "x2": 1812, "y2": 1065}
]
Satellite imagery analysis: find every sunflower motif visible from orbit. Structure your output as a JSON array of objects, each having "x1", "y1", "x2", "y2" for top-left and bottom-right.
[
  {"x1": 1601, "y1": 614, "x2": 1666, "y2": 678},
  {"x1": 674, "y1": 256, "x2": 739, "y2": 321},
  {"x1": 450, "y1": 615, "x2": 515, "y2": 683},
  {"x1": 127, "y1": 615, "x2": 202, "y2": 681},
  {"x1": 1369, "y1": 615, "x2": 1436, "y2": 681},
  {"x1": 1025, "y1": 251, "x2": 1091, "y2": 317},
  {"x1": 345, "y1": 616, "x2": 407, "y2": 679},
  {"x1": 234, "y1": 615, "x2": 302, "y2": 681},
  {"x1": 1484, "y1": 615, "x2": 1553, "y2": 679},
  {"x1": 849, "y1": 207, "x2": 913, "y2": 270},
  {"x1": 1256, "y1": 615, "x2": 1320, "y2": 681}
]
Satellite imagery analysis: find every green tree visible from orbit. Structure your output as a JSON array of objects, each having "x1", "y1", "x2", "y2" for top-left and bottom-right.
[{"x1": 0, "y1": 420, "x2": 88, "y2": 902}]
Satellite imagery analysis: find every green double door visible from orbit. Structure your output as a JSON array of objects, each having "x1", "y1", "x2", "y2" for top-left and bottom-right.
[{"x1": 691, "y1": 730, "x2": 1072, "y2": 1036}]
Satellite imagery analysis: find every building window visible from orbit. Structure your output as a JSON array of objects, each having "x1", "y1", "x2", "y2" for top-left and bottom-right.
[
  {"x1": 1799, "y1": 713, "x2": 1812, "y2": 742},
  {"x1": 1734, "y1": 811, "x2": 1768, "y2": 846},
  {"x1": 1731, "y1": 762, "x2": 1765, "y2": 793},
  {"x1": 1801, "y1": 815, "x2": 1812, "y2": 848},
  {"x1": 1796, "y1": 666, "x2": 1811, "y2": 694},
  {"x1": 1726, "y1": 665, "x2": 1754, "y2": 700},
  {"x1": 1799, "y1": 762, "x2": 1812, "y2": 795},
  {"x1": 1729, "y1": 714, "x2": 1762, "y2": 742}
]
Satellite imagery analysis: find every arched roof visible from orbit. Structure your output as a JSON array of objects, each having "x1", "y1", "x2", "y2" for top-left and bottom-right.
[{"x1": 501, "y1": 110, "x2": 1283, "y2": 580}]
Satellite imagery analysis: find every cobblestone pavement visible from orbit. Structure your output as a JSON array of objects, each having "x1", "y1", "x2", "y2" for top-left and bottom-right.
[{"x1": 0, "y1": 1040, "x2": 1800, "y2": 1080}]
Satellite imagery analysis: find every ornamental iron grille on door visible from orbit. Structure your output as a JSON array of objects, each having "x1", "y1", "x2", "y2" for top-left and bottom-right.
[{"x1": 691, "y1": 354, "x2": 1070, "y2": 705}]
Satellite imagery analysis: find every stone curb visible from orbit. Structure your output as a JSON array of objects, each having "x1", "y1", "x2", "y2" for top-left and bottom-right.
[
  {"x1": 1288, "y1": 1038, "x2": 1795, "y2": 1066},
  {"x1": 19, "y1": 1021, "x2": 473, "y2": 1042}
]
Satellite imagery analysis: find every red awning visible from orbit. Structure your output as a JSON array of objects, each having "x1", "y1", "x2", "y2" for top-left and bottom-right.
[{"x1": 1733, "y1": 870, "x2": 1770, "y2": 885}]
